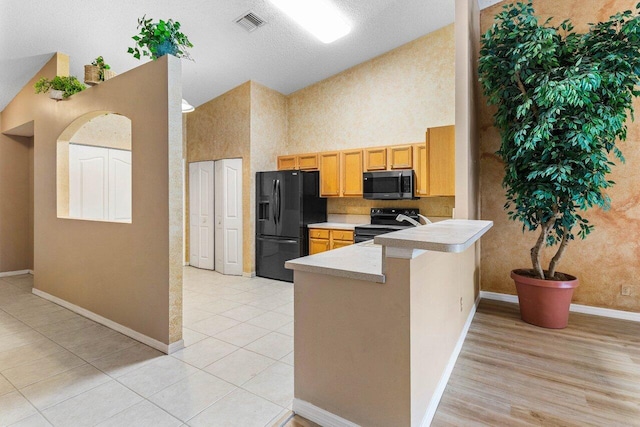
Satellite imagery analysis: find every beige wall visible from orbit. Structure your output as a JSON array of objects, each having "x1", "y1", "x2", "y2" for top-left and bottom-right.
[
  {"x1": 186, "y1": 82, "x2": 252, "y2": 272},
  {"x1": 70, "y1": 113, "x2": 132, "y2": 150},
  {"x1": 249, "y1": 81, "x2": 289, "y2": 268},
  {"x1": 479, "y1": 0, "x2": 640, "y2": 312},
  {"x1": 186, "y1": 81, "x2": 288, "y2": 274},
  {"x1": 286, "y1": 24, "x2": 456, "y2": 218},
  {"x1": 0, "y1": 121, "x2": 33, "y2": 272},
  {"x1": 1, "y1": 53, "x2": 184, "y2": 346}
]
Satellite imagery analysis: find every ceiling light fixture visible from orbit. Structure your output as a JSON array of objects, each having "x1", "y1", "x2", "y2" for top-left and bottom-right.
[
  {"x1": 269, "y1": 0, "x2": 351, "y2": 44},
  {"x1": 181, "y1": 99, "x2": 195, "y2": 113}
]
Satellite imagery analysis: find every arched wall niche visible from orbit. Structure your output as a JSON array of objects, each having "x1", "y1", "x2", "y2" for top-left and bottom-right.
[{"x1": 56, "y1": 111, "x2": 132, "y2": 221}]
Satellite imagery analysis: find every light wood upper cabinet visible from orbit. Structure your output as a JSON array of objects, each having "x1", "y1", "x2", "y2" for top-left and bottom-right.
[
  {"x1": 364, "y1": 147, "x2": 387, "y2": 171},
  {"x1": 319, "y1": 152, "x2": 340, "y2": 197},
  {"x1": 388, "y1": 145, "x2": 413, "y2": 169},
  {"x1": 297, "y1": 153, "x2": 319, "y2": 170},
  {"x1": 413, "y1": 143, "x2": 429, "y2": 196},
  {"x1": 341, "y1": 149, "x2": 363, "y2": 197},
  {"x1": 277, "y1": 155, "x2": 297, "y2": 170},
  {"x1": 427, "y1": 125, "x2": 455, "y2": 196},
  {"x1": 278, "y1": 153, "x2": 318, "y2": 170}
]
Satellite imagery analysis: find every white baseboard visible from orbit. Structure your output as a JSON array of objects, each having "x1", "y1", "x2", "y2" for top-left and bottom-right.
[
  {"x1": 420, "y1": 294, "x2": 480, "y2": 427},
  {"x1": 0, "y1": 269, "x2": 32, "y2": 277},
  {"x1": 32, "y1": 288, "x2": 184, "y2": 354},
  {"x1": 293, "y1": 399, "x2": 360, "y2": 427},
  {"x1": 479, "y1": 291, "x2": 640, "y2": 323},
  {"x1": 243, "y1": 271, "x2": 256, "y2": 278}
]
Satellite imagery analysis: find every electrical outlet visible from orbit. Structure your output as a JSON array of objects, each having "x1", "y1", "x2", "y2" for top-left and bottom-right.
[{"x1": 621, "y1": 285, "x2": 632, "y2": 296}]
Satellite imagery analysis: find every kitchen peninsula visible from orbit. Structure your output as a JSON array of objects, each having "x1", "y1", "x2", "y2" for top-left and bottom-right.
[{"x1": 285, "y1": 219, "x2": 492, "y2": 427}]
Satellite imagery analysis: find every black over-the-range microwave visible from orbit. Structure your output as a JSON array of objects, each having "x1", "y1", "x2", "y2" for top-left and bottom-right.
[{"x1": 363, "y1": 170, "x2": 417, "y2": 200}]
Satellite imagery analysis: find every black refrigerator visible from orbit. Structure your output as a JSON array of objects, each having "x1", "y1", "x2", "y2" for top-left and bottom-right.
[{"x1": 256, "y1": 170, "x2": 327, "y2": 282}]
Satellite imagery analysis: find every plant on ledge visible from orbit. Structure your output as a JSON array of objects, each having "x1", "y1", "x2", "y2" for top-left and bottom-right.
[
  {"x1": 128, "y1": 15, "x2": 194, "y2": 61},
  {"x1": 478, "y1": 2, "x2": 640, "y2": 327},
  {"x1": 92, "y1": 56, "x2": 111, "y2": 80},
  {"x1": 34, "y1": 76, "x2": 86, "y2": 99}
]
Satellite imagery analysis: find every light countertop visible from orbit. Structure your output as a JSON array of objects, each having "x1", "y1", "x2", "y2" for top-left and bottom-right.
[
  {"x1": 287, "y1": 219, "x2": 493, "y2": 283},
  {"x1": 374, "y1": 219, "x2": 493, "y2": 252},
  {"x1": 285, "y1": 241, "x2": 385, "y2": 283},
  {"x1": 307, "y1": 222, "x2": 365, "y2": 230}
]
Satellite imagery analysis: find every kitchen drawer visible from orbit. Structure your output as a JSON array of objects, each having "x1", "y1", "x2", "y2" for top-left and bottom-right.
[
  {"x1": 309, "y1": 228, "x2": 330, "y2": 239},
  {"x1": 332, "y1": 230, "x2": 354, "y2": 242}
]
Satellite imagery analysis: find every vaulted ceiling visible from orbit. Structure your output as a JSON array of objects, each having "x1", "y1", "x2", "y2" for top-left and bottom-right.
[{"x1": 0, "y1": 1, "x2": 501, "y2": 112}]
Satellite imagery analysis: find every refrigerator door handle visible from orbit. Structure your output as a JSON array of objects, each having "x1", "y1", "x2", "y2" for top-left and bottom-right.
[
  {"x1": 272, "y1": 179, "x2": 278, "y2": 225},
  {"x1": 257, "y1": 236, "x2": 298, "y2": 245},
  {"x1": 276, "y1": 179, "x2": 281, "y2": 225}
]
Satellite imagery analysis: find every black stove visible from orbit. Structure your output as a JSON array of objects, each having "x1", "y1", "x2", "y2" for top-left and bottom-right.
[{"x1": 354, "y1": 208, "x2": 419, "y2": 243}]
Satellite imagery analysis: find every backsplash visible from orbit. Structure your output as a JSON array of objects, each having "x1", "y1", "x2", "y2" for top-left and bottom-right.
[{"x1": 327, "y1": 197, "x2": 454, "y2": 218}]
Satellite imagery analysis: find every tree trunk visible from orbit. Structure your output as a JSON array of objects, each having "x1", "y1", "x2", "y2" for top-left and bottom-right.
[
  {"x1": 531, "y1": 218, "x2": 555, "y2": 280},
  {"x1": 548, "y1": 227, "x2": 570, "y2": 279}
]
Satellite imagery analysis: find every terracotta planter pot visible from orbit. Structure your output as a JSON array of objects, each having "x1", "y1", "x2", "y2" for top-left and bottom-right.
[{"x1": 511, "y1": 269, "x2": 579, "y2": 329}]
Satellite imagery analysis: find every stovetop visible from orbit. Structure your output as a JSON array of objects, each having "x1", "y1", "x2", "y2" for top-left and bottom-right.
[{"x1": 354, "y1": 208, "x2": 420, "y2": 241}]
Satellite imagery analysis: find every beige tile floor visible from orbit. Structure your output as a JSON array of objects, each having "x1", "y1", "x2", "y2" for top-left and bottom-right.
[{"x1": 0, "y1": 267, "x2": 294, "y2": 427}]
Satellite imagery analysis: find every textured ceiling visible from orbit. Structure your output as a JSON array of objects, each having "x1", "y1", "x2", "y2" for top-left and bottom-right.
[{"x1": 0, "y1": 0, "x2": 466, "y2": 112}]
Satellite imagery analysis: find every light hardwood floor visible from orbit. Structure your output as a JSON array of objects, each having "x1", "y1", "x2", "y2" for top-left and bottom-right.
[{"x1": 432, "y1": 300, "x2": 640, "y2": 426}]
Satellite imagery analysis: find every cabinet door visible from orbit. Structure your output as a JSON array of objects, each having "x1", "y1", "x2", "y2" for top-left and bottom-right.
[
  {"x1": 364, "y1": 147, "x2": 387, "y2": 171},
  {"x1": 319, "y1": 152, "x2": 340, "y2": 197},
  {"x1": 427, "y1": 125, "x2": 455, "y2": 196},
  {"x1": 277, "y1": 155, "x2": 297, "y2": 170},
  {"x1": 388, "y1": 145, "x2": 413, "y2": 169},
  {"x1": 341, "y1": 149, "x2": 363, "y2": 197},
  {"x1": 331, "y1": 230, "x2": 354, "y2": 242},
  {"x1": 413, "y1": 143, "x2": 429, "y2": 196},
  {"x1": 331, "y1": 240, "x2": 353, "y2": 250},
  {"x1": 297, "y1": 153, "x2": 319, "y2": 170},
  {"x1": 310, "y1": 237, "x2": 330, "y2": 254}
]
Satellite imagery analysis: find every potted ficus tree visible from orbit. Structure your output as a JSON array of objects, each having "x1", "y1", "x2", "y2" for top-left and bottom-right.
[
  {"x1": 479, "y1": 2, "x2": 640, "y2": 328},
  {"x1": 127, "y1": 15, "x2": 194, "y2": 61}
]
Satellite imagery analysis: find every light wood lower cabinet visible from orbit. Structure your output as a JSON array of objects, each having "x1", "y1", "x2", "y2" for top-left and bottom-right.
[
  {"x1": 308, "y1": 228, "x2": 354, "y2": 254},
  {"x1": 310, "y1": 238, "x2": 331, "y2": 254}
]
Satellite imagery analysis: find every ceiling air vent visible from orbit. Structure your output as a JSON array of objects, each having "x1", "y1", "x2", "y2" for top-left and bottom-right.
[{"x1": 235, "y1": 11, "x2": 266, "y2": 32}]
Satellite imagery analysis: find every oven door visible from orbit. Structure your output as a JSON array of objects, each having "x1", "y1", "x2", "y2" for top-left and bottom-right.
[{"x1": 363, "y1": 171, "x2": 415, "y2": 200}]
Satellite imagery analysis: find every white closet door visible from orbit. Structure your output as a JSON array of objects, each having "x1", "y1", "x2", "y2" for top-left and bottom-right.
[
  {"x1": 69, "y1": 144, "x2": 109, "y2": 220},
  {"x1": 189, "y1": 161, "x2": 214, "y2": 270},
  {"x1": 215, "y1": 158, "x2": 243, "y2": 275},
  {"x1": 108, "y1": 149, "x2": 132, "y2": 222}
]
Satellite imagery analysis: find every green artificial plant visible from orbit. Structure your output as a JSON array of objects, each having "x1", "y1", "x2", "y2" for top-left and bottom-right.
[
  {"x1": 478, "y1": 2, "x2": 640, "y2": 280},
  {"x1": 128, "y1": 15, "x2": 193, "y2": 60},
  {"x1": 34, "y1": 76, "x2": 86, "y2": 99},
  {"x1": 91, "y1": 56, "x2": 111, "y2": 80}
]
